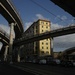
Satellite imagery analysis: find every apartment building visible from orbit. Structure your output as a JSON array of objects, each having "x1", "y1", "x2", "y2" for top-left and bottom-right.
[{"x1": 22, "y1": 19, "x2": 51, "y2": 61}]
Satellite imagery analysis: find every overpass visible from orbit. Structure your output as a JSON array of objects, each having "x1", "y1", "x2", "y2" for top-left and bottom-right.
[
  {"x1": 0, "y1": 28, "x2": 9, "y2": 61},
  {"x1": 14, "y1": 24, "x2": 75, "y2": 46},
  {"x1": 0, "y1": 0, "x2": 24, "y2": 39},
  {"x1": 0, "y1": 27, "x2": 9, "y2": 45},
  {"x1": 0, "y1": 0, "x2": 24, "y2": 62}
]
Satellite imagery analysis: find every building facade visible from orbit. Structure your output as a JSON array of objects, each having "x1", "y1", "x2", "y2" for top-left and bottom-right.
[{"x1": 22, "y1": 19, "x2": 51, "y2": 61}]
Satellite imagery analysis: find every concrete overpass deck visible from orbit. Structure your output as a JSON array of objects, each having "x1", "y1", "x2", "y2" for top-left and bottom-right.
[{"x1": 0, "y1": 0, "x2": 24, "y2": 38}]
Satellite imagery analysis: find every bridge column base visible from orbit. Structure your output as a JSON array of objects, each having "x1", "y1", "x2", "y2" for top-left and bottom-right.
[{"x1": 4, "y1": 45, "x2": 9, "y2": 61}]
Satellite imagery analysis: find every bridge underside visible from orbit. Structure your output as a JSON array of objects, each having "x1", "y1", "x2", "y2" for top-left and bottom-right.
[
  {"x1": 0, "y1": 36, "x2": 9, "y2": 60},
  {"x1": 0, "y1": 0, "x2": 24, "y2": 39},
  {"x1": 51, "y1": 0, "x2": 75, "y2": 17},
  {"x1": 0, "y1": 33, "x2": 9, "y2": 45}
]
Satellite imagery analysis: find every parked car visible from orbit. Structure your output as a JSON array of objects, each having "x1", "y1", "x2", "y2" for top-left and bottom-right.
[
  {"x1": 53, "y1": 59, "x2": 60, "y2": 65},
  {"x1": 39, "y1": 59, "x2": 47, "y2": 64},
  {"x1": 47, "y1": 59, "x2": 60, "y2": 65},
  {"x1": 60, "y1": 60, "x2": 73, "y2": 67},
  {"x1": 71, "y1": 60, "x2": 75, "y2": 67},
  {"x1": 32, "y1": 59, "x2": 39, "y2": 64}
]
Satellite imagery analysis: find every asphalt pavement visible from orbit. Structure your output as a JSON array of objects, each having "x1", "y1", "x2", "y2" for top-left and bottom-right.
[
  {"x1": 12, "y1": 62, "x2": 75, "y2": 75},
  {"x1": 0, "y1": 62, "x2": 75, "y2": 75},
  {"x1": 0, "y1": 62, "x2": 35, "y2": 75}
]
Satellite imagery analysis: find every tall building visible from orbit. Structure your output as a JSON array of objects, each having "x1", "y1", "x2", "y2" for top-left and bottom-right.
[{"x1": 22, "y1": 19, "x2": 51, "y2": 61}]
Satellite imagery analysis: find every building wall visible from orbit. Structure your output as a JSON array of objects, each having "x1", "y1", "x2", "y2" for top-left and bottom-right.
[
  {"x1": 22, "y1": 19, "x2": 51, "y2": 61},
  {"x1": 38, "y1": 20, "x2": 51, "y2": 56}
]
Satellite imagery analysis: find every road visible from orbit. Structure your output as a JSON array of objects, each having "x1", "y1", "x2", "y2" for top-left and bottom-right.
[
  {"x1": 0, "y1": 62, "x2": 35, "y2": 75},
  {"x1": 13, "y1": 62, "x2": 75, "y2": 75}
]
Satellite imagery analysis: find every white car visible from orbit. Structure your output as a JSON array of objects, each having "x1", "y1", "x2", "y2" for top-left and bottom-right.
[
  {"x1": 54, "y1": 59, "x2": 60, "y2": 65},
  {"x1": 39, "y1": 59, "x2": 46, "y2": 64}
]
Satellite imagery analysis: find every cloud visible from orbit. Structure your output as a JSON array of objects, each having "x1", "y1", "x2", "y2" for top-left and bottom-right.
[
  {"x1": 36, "y1": 14, "x2": 49, "y2": 20},
  {"x1": 61, "y1": 16, "x2": 67, "y2": 20},
  {"x1": 0, "y1": 24, "x2": 15, "y2": 38},
  {"x1": 54, "y1": 34, "x2": 75, "y2": 52},
  {"x1": 0, "y1": 24, "x2": 10, "y2": 34},
  {"x1": 55, "y1": 15, "x2": 67, "y2": 21},
  {"x1": 24, "y1": 22, "x2": 33, "y2": 31},
  {"x1": 36, "y1": 14, "x2": 45, "y2": 19},
  {"x1": 24, "y1": 14, "x2": 49, "y2": 31},
  {"x1": 51, "y1": 22, "x2": 63, "y2": 30}
]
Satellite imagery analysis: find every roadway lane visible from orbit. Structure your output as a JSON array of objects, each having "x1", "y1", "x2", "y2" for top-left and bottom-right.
[
  {"x1": 13, "y1": 62, "x2": 75, "y2": 75},
  {"x1": 0, "y1": 62, "x2": 35, "y2": 75}
]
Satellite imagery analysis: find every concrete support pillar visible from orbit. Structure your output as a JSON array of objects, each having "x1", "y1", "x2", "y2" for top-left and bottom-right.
[
  {"x1": 50, "y1": 37, "x2": 54, "y2": 57},
  {"x1": 4, "y1": 46, "x2": 8, "y2": 61},
  {"x1": 9, "y1": 23, "x2": 14, "y2": 63},
  {"x1": 17, "y1": 48, "x2": 20, "y2": 62}
]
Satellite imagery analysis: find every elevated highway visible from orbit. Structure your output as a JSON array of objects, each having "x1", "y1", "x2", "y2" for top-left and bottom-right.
[
  {"x1": 14, "y1": 25, "x2": 75, "y2": 46},
  {"x1": 0, "y1": 28, "x2": 9, "y2": 61},
  {"x1": 0, "y1": 0, "x2": 24, "y2": 62},
  {"x1": 0, "y1": 28, "x2": 9, "y2": 45},
  {"x1": 0, "y1": 0, "x2": 24, "y2": 39}
]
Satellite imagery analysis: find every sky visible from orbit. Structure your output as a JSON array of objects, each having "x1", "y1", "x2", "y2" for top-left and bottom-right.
[{"x1": 0, "y1": 0, "x2": 75, "y2": 52}]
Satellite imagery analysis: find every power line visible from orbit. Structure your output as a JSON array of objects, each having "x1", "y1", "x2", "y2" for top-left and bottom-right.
[{"x1": 30, "y1": 0, "x2": 65, "y2": 23}]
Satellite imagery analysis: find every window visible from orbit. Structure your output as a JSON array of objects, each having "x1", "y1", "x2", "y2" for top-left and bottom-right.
[
  {"x1": 46, "y1": 47, "x2": 48, "y2": 49},
  {"x1": 35, "y1": 46, "x2": 37, "y2": 49},
  {"x1": 46, "y1": 22, "x2": 48, "y2": 24},
  {"x1": 46, "y1": 51, "x2": 49, "y2": 54},
  {"x1": 42, "y1": 26, "x2": 43, "y2": 28},
  {"x1": 36, "y1": 29, "x2": 37, "y2": 33},
  {"x1": 41, "y1": 51, "x2": 44, "y2": 54},
  {"x1": 42, "y1": 47, "x2": 44, "y2": 49},
  {"x1": 42, "y1": 30, "x2": 43, "y2": 32},
  {"x1": 42, "y1": 42, "x2": 44, "y2": 45},
  {"x1": 46, "y1": 26, "x2": 48, "y2": 28},
  {"x1": 41, "y1": 22, "x2": 44, "y2": 24},
  {"x1": 46, "y1": 43, "x2": 48, "y2": 45},
  {"x1": 36, "y1": 26, "x2": 37, "y2": 29}
]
